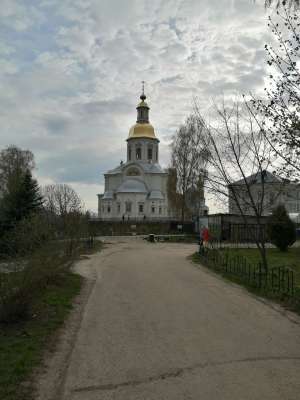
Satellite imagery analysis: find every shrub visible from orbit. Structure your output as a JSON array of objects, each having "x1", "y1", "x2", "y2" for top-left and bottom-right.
[
  {"x1": 0, "y1": 271, "x2": 33, "y2": 322},
  {"x1": 0, "y1": 213, "x2": 54, "y2": 259},
  {"x1": 266, "y1": 204, "x2": 296, "y2": 251},
  {"x1": 0, "y1": 244, "x2": 71, "y2": 323}
]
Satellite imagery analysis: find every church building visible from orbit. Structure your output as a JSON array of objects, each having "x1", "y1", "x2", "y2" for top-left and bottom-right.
[{"x1": 98, "y1": 90, "x2": 169, "y2": 220}]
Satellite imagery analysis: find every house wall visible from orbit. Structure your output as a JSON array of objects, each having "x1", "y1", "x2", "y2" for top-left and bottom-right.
[{"x1": 228, "y1": 182, "x2": 300, "y2": 216}]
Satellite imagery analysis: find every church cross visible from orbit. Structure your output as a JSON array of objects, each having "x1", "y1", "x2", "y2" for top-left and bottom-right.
[{"x1": 141, "y1": 80, "x2": 145, "y2": 95}]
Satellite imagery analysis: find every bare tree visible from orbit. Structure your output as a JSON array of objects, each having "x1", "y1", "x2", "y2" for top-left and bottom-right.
[
  {"x1": 0, "y1": 145, "x2": 35, "y2": 192},
  {"x1": 251, "y1": 5, "x2": 300, "y2": 179},
  {"x1": 194, "y1": 100, "x2": 285, "y2": 271},
  {"x1": 42, "y1": 184, "x2": 86, "y2": 253},
  {"x1": 43, "y1": 184, "x2": 83, "y2": 217},
  {"x1": 265, "y1": 0, "x2": 299, "y2": 9},
  {"x1": 170, "y1": 115, "x2": 208, "y2": 222},
  {"x1": 166, "y1": 167, "x2": 182, "y2": 219}
]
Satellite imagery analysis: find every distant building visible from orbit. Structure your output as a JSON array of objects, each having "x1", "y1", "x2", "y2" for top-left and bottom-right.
[
  {"x1": 228, "y1": 170, "x2": 300, "y2": 218},
  {"x1": 98, "y1": 90, "x2": 169, "y2": 220}
]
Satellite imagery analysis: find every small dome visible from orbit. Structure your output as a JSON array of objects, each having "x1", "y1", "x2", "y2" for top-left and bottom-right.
[
  {"x1": 128, "y1": 123, "x2": 157, "y2": 139},
  {"x1": 116, "y1": 179, "x2": 147, "y2": 193},
  {"x1": 149, "y1": 190, "x2": 164, "y2": 200}
]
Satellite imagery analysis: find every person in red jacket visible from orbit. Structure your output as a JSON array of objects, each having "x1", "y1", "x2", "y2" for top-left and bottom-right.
[{"x1": 202, "y1": 227, "x2": 210, "y2": 248}]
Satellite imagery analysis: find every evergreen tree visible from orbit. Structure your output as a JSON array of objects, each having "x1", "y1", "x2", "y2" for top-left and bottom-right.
[
  {"x1": 266, "y1": 204, "x2": 296, "y2": 251},
  {"x1": 0, "y1": 170, "x2": 43, "y2": 225},
  {"x1": 21, "y1": 170, "x2": 43, "y2": 215}
]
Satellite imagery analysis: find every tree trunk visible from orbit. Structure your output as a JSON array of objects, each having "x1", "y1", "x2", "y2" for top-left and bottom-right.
[{"x1": 181, "y1": 192, "x2": 185, "y2": 223}]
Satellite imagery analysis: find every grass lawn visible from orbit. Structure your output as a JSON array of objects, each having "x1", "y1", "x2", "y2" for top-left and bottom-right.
[
  {"x1": 225, "y1": 247, "x2": 300, "y2": 287},
  {"x1": 0, "y1": 271, "x2": 82, "y2": 400}
]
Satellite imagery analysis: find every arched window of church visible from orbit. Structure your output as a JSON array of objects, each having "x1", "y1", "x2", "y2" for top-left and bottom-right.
[
  {"x1": 147, "y1": 146, "x2": 153, "y2": 160},
  {"x1": 151, "y1": 203, "x2": 155, "y2": 214},
  {"x1": 126, "y1": 167, "x2": 140, "y2": 176},
  {"x1": 128, "y1": 146, "x2": 132, "y2": 161},
  {"x1": 126, "y1": 202, "x2": 132, "y2": 213},
  {"x1": 136, "y1": 147, "x2": 141, "y2": 160}
]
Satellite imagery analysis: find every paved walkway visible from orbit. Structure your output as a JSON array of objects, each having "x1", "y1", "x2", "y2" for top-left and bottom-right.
[{"x1": 58, "y1": 239, "x2": 300, "y2": 399}]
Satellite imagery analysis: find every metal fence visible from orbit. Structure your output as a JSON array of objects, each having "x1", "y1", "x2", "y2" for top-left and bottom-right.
[{"x1": 198, "y1": 247, "x2": 295, "y2": 297}]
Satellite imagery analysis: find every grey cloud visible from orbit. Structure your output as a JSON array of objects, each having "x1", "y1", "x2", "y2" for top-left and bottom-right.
[
  {"x1": 0, "y1": 0, "x2": 271, "y2": 212},
  {"x1": 72, "y1": 99, "x2": 131, "y2": 117},
  {"x1": 43, "y1": 114, "x2": 71, "y2": 135},
  {"x1": 39, "y1": 148, "x2": 122, "y2": 185},
  {"x1": 238, "y1": 36, "x2": 262, "y2": 49},
  {"x1": 227, "y1": 45, "x2": 250, "y2": 56},
  {"x1": 159, "y1": 75, "x2": 182, "y2": 85}
]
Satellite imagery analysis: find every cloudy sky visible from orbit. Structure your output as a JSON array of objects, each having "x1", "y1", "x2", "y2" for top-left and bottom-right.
[{"x1": 0, "y1": 0, "x2": 274, "y2": 212}]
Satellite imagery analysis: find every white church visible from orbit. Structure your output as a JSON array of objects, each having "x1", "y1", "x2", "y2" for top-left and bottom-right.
[{"x1": 98, "y1": 90, "x2": 170, "y2": 220}]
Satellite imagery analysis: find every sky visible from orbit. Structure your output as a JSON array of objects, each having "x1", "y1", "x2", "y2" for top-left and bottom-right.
[{"x1": 0, "y1": 0, "x2": 274, "y2": 212}]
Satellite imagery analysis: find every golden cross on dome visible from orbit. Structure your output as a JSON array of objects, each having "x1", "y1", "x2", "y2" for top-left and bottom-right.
[{"x1": 141, "y1": 80, "x2": 145, "y2": 95}]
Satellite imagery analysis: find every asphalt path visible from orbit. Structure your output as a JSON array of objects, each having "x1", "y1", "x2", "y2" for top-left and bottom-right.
[{"x1": 58, "y1": 238, "x2": 300, "y2": 400}]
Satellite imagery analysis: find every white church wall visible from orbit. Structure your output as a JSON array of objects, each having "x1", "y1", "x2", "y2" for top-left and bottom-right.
[
  {"x1": 97, "y1": 92, "x2": 176, "y2": 221},
  {"x1": 116, "y1": 193, "x2": 148, "y2": 219}
]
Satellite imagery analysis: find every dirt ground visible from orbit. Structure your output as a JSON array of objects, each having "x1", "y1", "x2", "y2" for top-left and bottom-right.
[{"x1": 36, "y1": 238, "x2": 300, "y2": 400}]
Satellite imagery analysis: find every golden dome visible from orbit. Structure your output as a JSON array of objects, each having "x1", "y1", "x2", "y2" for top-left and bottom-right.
[{"x1": 128, "y1": 123, "x2": 157, "y2": 139}]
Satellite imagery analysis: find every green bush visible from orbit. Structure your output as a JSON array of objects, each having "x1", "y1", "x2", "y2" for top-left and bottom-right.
[
  {"x1": 0, "y1": 271, "x2": 33, "y2": 322},
  {"x1": 0, "y1": 213, "x2": 54, "y2": 259},
  {"x1": 0, "y1": 245, "x2": 71, "y2": 323},
  {"x1": 266, "y1": 204, "x2": 296, "y2": 251}
]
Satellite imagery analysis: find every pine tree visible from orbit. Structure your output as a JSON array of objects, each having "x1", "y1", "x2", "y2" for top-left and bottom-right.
[
  {"x1": 0, "y1": 170, "x2": 43, "y2": 225},
  {"x1": 21, "y1": 170, "x2": 43, "y2": 215},
  {"x1": 266, "y1": 204, "x2": 296, "y2": 251}
]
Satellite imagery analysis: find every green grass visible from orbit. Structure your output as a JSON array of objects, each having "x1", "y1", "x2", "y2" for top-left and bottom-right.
[
  {"x1": 191, "y1": 248, "x2": 300, "y2": 315},
  {"x1": 225, "y1": 247, "x2": 300, "y2": 287},
  {"x1": 0, "y1": 272, "x2": 82, "y2": 400}
]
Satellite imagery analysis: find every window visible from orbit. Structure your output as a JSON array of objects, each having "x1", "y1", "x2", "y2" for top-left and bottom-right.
[
  {"x1": 147, "y1": 147, "x2": 153, "y2": 160},
  {"x1": 117, "y1": 203, "x2": 121, "y2": 213},
  {"x1": 126, "y1": 202, "x2": 132, "y2": 213},
  {"x1": 127, "y1": 167, "x2": 140, "y2": 176},
  {"x1": 159, "y1": 206, "x2": 162, "y2": 215},
  {"x1": 128, "y1": 147, "x2": 131, "y2": 161},
  {"x1": 136, "y1": 147, "x2": 141, "y2": 160},
  {"x1": 139, "y1": 204, "x2": 144, "y2": 213},
  {"x1": 151, "y1": 206, "x2": 155, "y2": 214},
  {"x1": 107, "y1": 205, "x2": 111, "y2": 213}
]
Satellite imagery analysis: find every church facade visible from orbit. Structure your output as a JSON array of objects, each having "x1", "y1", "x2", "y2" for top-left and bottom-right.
[{"x1": 98, "y1": 91, "x2": 170, "y2": 220}]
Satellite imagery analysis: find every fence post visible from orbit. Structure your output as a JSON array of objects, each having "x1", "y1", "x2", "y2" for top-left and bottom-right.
[{"x1": 258, "y1": 262, "x2": 262, "y2": 289}]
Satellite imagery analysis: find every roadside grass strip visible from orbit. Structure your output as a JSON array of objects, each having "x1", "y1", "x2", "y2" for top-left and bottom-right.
[
  {"x1": 0, "y1": 271, "x2": 82, "y2": 400},
  {"x1": 192, "y1": 248, "x2": 300, "y2": 315}
]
